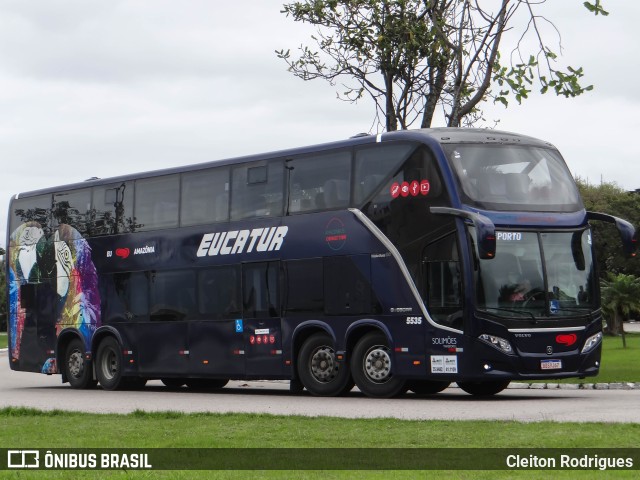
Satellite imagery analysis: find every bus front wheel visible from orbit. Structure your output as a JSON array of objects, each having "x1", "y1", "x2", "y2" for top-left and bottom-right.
[
  {"x1": 350, "y1": 332, "x2": 406, "y2": 398},
  {"x1": 297, "y1": 333, "x2": 353, "y2": 396},
  {"x1": 457, "y1": 380, "x2": 511, "y2": 396},
  {"x1": 63, "y1": 338, "x2": 96, "y2": 389},
  {"x1": 96, "y1": 337, "x2": 125, "y2": 391}
]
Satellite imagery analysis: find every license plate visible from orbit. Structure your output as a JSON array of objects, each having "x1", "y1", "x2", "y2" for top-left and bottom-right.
[{"x1": 541, "y1": 359, "x2": 562, "y2": 370}]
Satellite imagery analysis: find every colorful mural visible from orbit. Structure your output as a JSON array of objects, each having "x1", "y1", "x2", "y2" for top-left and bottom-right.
[{"x1": 8, "y1": 223, "x2": 101, "y2": 373}]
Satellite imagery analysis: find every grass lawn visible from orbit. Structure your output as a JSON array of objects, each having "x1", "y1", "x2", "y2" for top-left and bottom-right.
[
  {"x1": 0, "y1": 332, "x2": 6, "y2": 350},
  {"x1": 1, "y1": 408, "x2": 639, "y2": 479}
]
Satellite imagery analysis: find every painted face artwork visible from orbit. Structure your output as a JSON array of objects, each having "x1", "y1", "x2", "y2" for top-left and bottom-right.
[{"x1": 8, "y1": 222, "x2": 101, "y2": 373}]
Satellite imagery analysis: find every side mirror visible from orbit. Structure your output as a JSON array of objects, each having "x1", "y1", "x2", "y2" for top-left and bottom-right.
[
  {"x1": 587, "y1": 211, "x2": 637, "y2": 258},
  {"x1": 430, "y1": 207, "x2": 496, "y2": 259}
]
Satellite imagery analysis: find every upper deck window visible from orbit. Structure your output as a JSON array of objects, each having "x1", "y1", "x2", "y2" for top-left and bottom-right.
[
  {"x1": 135, "y1": 175, "x2": 180, "y2": 231},
  {"x1": 287, "y1": 151, "x2": 351, "y2": 213},
  {"x1": 444, "y1": 144, "x2": 582, "y2": 212},
  {"x1": 10, "y1": 194, "x2": 51, "y2": 235},
  {"x1": 231, "y1": 161, "x2": 284, "y2": 220},
  {"x1": 181, "y1": 168, "x2": 229, "y2": 226}
]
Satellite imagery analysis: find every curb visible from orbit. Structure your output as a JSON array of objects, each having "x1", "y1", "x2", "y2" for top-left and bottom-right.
[{"x1": 507, "y1": 382, "x2": 640, "y2": 390}]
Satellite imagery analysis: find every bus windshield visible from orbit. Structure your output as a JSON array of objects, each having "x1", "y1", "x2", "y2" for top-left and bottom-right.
[
  {"x1": 443, "y1": 143, "x2": 583, "y2": 212},
  {"x1": 475, "y1": 229, "x2": 597, "y2": 318}
]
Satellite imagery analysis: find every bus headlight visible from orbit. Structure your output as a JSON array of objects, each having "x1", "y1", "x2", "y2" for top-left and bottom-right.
[
  {"x1": 479, "y1": 334, "x2": 513, "y2": 354},
  {"x1": 581, "y1": 332, "x2": 602, "y2": 354}
]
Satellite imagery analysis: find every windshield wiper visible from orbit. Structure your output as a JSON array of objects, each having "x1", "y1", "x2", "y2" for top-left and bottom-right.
[
  {"x1": 477, "y1": 307, "x2": 538, "y2": 324},
  {"x1": 550, "y1": 306, "x2": 594, "y2": 319}
]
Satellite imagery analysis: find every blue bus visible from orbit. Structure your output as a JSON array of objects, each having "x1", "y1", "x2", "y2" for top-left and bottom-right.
[{"x1": 6, "y1": 128, "x2": 635, "y2": 397}]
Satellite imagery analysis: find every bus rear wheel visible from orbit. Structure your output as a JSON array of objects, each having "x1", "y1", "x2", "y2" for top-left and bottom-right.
[
  {"x1": 96, "y1": 337, "x2": 125, "y2": 391},
  {"x1": 351, "y1": 332, "x2": 405, "y2": 398},
  {"x1": 407, "y1": 380, "x2": 450, "y2": 395},
  {"x1": 297, "y1": 333, "x2": 353, "y2": 396},
  {"x1": 63, "y1": 338, "x2": 96, "y2": 389},
  {"x1": 457, "y1": 380, "x2": 511, "y2": 396}
]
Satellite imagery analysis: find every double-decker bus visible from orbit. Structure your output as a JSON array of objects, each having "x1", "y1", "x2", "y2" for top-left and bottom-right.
[{"x1": 6, "y1": 128, "x2": 635, "y2": 397}]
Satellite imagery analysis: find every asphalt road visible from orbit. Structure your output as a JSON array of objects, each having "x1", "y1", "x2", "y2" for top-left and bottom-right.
[{"x1": 2, "y1": 351, "x2": 640, "y2": 423}]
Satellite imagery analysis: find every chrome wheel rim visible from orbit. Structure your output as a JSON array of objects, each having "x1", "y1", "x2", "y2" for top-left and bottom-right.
[
  {"x1": 363, "y1": 345, "x2": 392, "y2": 383},
  {"x1": 310, "y1": 346, "x2": 338, "y2": 383},
  {"x1": 68, "y1": 350, "x2": 84, "y2": 378}
]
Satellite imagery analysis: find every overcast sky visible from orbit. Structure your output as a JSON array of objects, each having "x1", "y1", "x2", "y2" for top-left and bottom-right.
[{"x1": 1, "y1": 0, "x2": 638, "y2": 246}]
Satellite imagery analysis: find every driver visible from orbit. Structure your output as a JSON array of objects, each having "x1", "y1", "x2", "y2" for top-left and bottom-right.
[{"x1": 498, "y1": 270, "x2": 532, "y2": 303}]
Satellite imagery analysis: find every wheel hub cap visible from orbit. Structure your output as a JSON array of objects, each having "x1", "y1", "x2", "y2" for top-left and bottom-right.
[
  {"x1": 364, "y1": 347, "x2": 391, "y2": 382},
  {"x1": 310, "y1": 347, "x2": 337, "y2": 383}
]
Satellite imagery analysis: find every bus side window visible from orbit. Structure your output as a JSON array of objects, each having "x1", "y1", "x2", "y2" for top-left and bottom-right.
[
  {"x1": 324, "y1": 255, "x2": 379, "y2": 315},
  {"x1": 10, "y1": 194, "x2": 52, "y2": 234},
  {"x1": 150, "y1": 270, "x2": 196, "y2": 322},
  {"x1": 283, "y1": 259, "x2": 323, "y2": 317},
  {"x1": 181, "y1": 168, "x2": 230, "y2": 226},
  {"x1": 91, "y1": 182, "x2": 134, "y2": 235},
  {"x1": 52, "y1": 189, "x2": 91, "y2": 236},
  {"x1": 135, "y1": 175, "x2": 180, "y2": 231},
  {"x1": 353, "y1": 144, "x2": 415, "y2": 206},
  {"x1": 242, "y1": 262, "x2": 280, "y2": 318},
  {"x1": 287, "y1": 151, "x2": 351, "y2": 213},
  {"x1": 231, "y1": 161, "x2": 284, "y2": 221},
  {"x1": 198, "y1": 266, "x2": 241, "y2": 319},
  {"x1": 102, "y1": 272, "x2": 149, "y2": 323}
]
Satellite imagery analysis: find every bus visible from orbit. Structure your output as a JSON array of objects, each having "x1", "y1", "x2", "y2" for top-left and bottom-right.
[{"x1": 6, "y1": 128, "x2": 636, "y2": 398}]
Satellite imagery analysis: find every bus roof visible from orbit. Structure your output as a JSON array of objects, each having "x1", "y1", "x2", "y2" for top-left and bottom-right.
[{"x1": 12, "y1": 127, "x2": 555, "y2": 199}]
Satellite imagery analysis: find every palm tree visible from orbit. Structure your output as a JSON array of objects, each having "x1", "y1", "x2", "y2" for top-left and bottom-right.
[{"x1": 601, "y1": 273, "x2": 640, "y2": 348}]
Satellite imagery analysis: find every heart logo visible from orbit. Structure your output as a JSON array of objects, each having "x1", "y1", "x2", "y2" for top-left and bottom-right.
[
  {"x1": 115, "y1": 248, "x2": 130, "y2": 259},
  {"x1": 556, "y1": 333, "x2": 577, "y2": 346}
]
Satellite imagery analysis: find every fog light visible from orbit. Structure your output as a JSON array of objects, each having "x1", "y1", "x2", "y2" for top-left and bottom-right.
[
  {"x1": 581, "y1": 332, "x2": 602, "y2": 354},
  {"x1": 479, "y1": 334, "x2": 513, "y2": 354},
  {"x1": 483, "y1": 364, "x2": 492, "y2": 371}
]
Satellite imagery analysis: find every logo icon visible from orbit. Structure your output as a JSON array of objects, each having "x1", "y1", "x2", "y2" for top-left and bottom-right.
[
  {"x1": 8, "y1": 450, "x2": 40, "y2": 469},
  {"x1": 235, "y1": 319, "x2": 244, "y2": 333},
  {"x1": 546, "y1": 346, "x2": 553, "y2": 355},
  {"x1": 115, "y1": 248, "x2": 130, "y2": 259},
  {"x1": 556, "y1": 333, "x2": 578, "y2": 347},
  {"x1": 325, "y1": 217, "x2": 347, "y2": 251}
]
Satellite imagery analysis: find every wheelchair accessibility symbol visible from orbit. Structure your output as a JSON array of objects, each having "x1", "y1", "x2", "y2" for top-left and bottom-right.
[{"x1": 235, "y1": 319, "x2": 244, "y2": 333}]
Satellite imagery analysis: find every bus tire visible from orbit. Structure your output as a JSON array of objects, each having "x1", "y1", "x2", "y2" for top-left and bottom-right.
[
  {"x1": 297, "y1": 333, "x2": 353, "y2": 397},
  {"x1": 457, "y1": 380, "x2": 511, "y2": 396},
  {"x1": 96, "y1": 336, "x2": 125, "y2": 391},
  {"x1": 63, "y1": 338, "x2": 96, "y2": 389},
  {"x1": 408, "y1": 380, "x2": 450, "y2": 395},
  {"x1": 185, "y1": 379, "x2": 228, "y2": 390},
  {"x1": 350, "y1": 332, "x2": 406, "y2": 398}
]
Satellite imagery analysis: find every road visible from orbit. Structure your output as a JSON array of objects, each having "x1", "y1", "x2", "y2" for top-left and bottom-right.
[{"x1": 2, "y1": 352, "x2": 639, "y2": 423}]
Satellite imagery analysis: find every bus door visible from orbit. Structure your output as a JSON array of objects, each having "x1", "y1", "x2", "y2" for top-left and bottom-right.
[
  {"x1": 13, "y1": 282, "x2": 56, "y2": 373},
  {"x1": 135, "y1": 271, "x2": 190, "y2": 376},
  {"x1": 242, "y1": 262, "x2": 284, "y2": 377},
  {"x1": 189, "y1": 266, "x2": 245, "y2": 378},
  {"x1": 422, "y1": 232, "x2": 464, "y2": 331}
]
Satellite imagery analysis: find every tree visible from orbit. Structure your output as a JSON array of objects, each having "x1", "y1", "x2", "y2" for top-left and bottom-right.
[
  {"x1": 277, "y1": 1, "x2": 608, "y2": 131},
  {"x1": 576, "y1": 179, "x2": 640, "y2": 279},
  {"x1": 600, "y1": 273, "x2": 640, "y2": 347}
]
